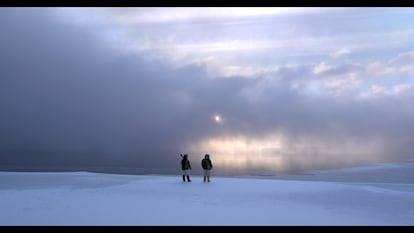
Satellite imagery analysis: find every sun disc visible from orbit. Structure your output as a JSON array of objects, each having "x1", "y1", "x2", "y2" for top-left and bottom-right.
[{"x1": 214, "y1": 115, "x2": 221, "y2": 122}]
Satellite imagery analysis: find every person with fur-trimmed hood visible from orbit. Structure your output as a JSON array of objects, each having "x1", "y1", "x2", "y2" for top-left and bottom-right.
[
  {"x1": 201, "y1": 154, "x2": 213, "y2": 182},
  {"x1": 180, "y1": 154, "x2": 192, "y2": 182}
]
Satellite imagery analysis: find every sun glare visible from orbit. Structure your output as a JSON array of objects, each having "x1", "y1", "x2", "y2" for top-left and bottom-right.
[
  {"x1": 186, "y1": 135, "x2": 285, "y2": 172},
  {"x1": 214, "y1": 115, "x2": 221, "y2": 122}
]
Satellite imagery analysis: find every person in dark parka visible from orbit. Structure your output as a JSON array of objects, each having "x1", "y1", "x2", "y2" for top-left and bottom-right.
[
  {"x1": 201, "y1": 154, "x2": 213, "y2": 182},
  {"x1": 181, "y1": 154, "x2": 192, "y2": 182}
]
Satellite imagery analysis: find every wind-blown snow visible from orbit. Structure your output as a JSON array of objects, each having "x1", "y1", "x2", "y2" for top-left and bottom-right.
[{"x1": 1, "y1": 161, "x2": 414, "y2": 226}]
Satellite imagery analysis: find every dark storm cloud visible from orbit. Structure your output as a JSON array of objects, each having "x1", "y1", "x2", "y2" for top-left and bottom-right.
[
  {"x1": 1, "y1": 8, "x2": 414, "y2": 175},
  {"x1": 0, "y1": 8, "x2": 258, "y2": 172},
  {"x1": 0, "y1": 8, "x2": 183, "y2": 169}
]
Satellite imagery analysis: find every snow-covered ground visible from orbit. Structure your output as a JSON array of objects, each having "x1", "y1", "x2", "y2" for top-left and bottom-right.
[{"x1": 1, "y1": 161, "x2": 414, "y2": 226}]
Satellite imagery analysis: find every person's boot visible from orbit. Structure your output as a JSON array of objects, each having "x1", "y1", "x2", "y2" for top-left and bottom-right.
[
  {"x1": 182, "y1": 175, "x2": 186, "y2": 182},
  {"x1": 187, "y1": 175, "x2": 191, "y2": 182},
  {"x1": 203, "y1": 176, "x2": 206, "y2": 182},
  {"x1": 207, "y1": 176, "x2": 210, "y2": 182}
]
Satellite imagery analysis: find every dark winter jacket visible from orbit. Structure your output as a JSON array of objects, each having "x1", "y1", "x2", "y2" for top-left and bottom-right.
[
  {"x1": 201, "y1": 158, "x2": 213, "y2": 170},
  {"x1": 181, "y1": 158, "x2": 191, "y2": 170}
]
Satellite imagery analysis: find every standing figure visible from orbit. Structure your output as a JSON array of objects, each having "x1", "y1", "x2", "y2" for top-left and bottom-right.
[
  {"x1": 201, "y1": 154, "x2": 213, "y2": 182},
  {"x1": 181, "y1": 154, "x2": 192, "y2": 182}
]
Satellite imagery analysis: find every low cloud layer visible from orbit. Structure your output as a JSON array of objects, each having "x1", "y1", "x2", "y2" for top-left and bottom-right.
[{"x1": 1, "y1": 8, "x2": 414, "y2": 175}]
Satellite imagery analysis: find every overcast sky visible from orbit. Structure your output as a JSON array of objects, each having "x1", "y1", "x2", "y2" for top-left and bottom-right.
[{"x1": 1, "y1": 7, "x2": 414, "y2": 175}]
